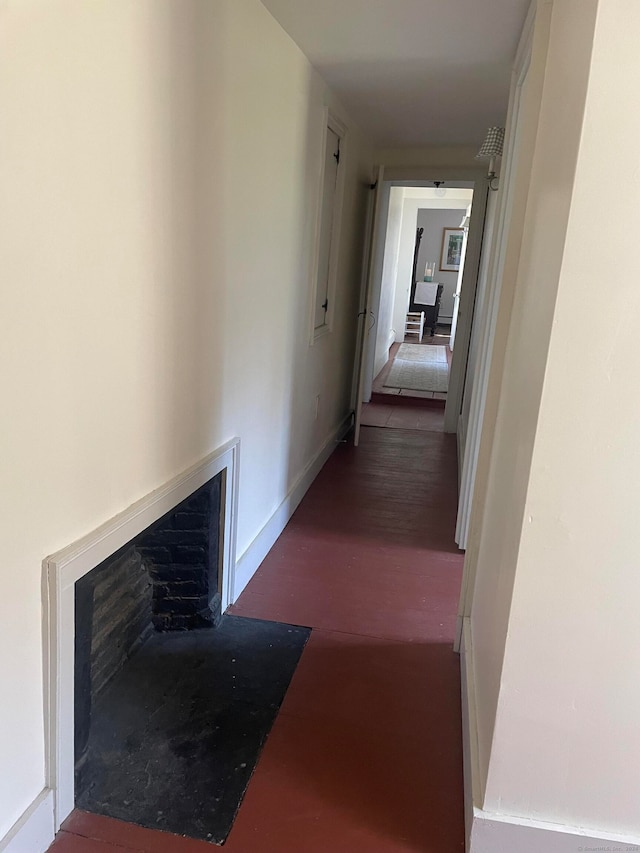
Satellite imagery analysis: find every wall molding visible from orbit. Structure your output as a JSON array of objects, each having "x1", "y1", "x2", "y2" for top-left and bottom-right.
[
  {"x1": 44, "y1": 439, "x2": 240, "y2": 831},
  {"x1": 468, "y1": 811, "x2": 640, "y2": 853},
  {"x1": 234, "y1": 413, "x2": 351, "y2": 599},
  {"x1": 460, "y1": 619, "x2": 640, "y2": 852},
  {"x1": 0, "y1": 789, "x2": 54, "y2": 853}
]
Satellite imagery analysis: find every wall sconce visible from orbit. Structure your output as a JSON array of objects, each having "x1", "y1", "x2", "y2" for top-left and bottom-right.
[
  {"x1": 476, "y1": 126, "x2": 505, "y2": 191},
  {"x1": 433, "y1": 181, "x2": 446, "y2": 198}
]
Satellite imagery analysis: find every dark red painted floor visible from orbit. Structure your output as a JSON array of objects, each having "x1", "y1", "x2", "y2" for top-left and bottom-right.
[{"x1": 50, "y1": 427, "x2": 465, "y2": 852}]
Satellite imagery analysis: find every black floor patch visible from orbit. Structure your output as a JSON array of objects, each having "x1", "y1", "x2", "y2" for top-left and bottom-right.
[{"x1": 76, "y1": 615, "x2": 310, "y2": 844}]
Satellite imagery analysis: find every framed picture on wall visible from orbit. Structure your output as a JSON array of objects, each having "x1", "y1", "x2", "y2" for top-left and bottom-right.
[{"x1": 440, "y1": 227, "x2": 464, "y2": 272}]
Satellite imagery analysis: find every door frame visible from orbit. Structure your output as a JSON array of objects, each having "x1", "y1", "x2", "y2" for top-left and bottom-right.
[
  {"x1": 443, "y1": 184, "x2": 488, "y2": 433},
  {"x1": 352, "y1": 166, "x2": 384, "y2": 444},
  {"x1": 448, "y1": 218, "x2": 471, "y2": 352},
  {"x1": 354, "y1": 175, "x2": 487, "y2": 436},
  {"x1": 454, "y1": 0, "x2": 538, "y2": 650}
]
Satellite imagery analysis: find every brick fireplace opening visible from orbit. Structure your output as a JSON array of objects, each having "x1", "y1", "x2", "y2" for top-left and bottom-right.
[
  {"x1": 74, "y1": 474, "x2": 223, "y2": 794},
  {"x1": 45, "y1": 439, "x2": 240, "y2": 830}
]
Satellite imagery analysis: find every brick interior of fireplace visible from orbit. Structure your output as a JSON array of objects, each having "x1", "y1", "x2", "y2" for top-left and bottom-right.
[{"x1": 74, "y1": 472, "x2": 223, "y2": 789}]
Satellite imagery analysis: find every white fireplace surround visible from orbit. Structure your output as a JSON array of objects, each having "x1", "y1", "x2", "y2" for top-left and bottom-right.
[{"x1": 43, "y1": 437, "x2": 240, "y2": 833}]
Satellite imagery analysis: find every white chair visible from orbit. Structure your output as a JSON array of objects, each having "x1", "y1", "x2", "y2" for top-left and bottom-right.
[{"x1": 405, "y1": 311, "x2": 425, "y2": 341}]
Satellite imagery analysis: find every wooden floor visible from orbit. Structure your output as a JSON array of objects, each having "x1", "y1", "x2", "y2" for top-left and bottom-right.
[{"x1": 50, "y1": 426, "x2": 465, "y2": 853}]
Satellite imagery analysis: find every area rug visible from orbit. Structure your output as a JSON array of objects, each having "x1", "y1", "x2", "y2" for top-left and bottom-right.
[
  {"x1": 395, "y1": 343, "x2": 448, "y2": 363},
  {"x1": 384, "y1": 344, "x2": 449, "y2": 392},
  {"x1": 76, "y1": 615, "x2": 310, "y2": 845}
]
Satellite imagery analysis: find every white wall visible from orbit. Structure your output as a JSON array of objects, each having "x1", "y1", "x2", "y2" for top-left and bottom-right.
[
  {"x1": 416, "y1": 207, "x2": 467, "y2": 321},
  {"x1": 0, "y1": 0, "x2": 371, "y2": 840},
  {"x1": 484, "y1": 0, "x2": 640, "y2": 836},
  {"x1": 377, "y1": 147, "x2": 483, "y2": 180},
  {"x1": 469, "y1": 0, "x2": 596, "y2": 800},
  {"x1": 467, "y1": 0, "x2": 640, "y2": 843}
]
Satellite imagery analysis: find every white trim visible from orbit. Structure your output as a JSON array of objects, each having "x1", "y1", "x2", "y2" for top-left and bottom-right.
[
  {"x1": 460, "y1": 619, "x2": 640, "y2": 852},
  {"x1": 460, "y1": 619, "x2": 483, "y2": 847},
  {"x1": 310, "y1": 108, "x2": 348, "y2": 344},
  {"x1": 44, "y1": 438, "x2": 240, "y2": 831},
  {"x1": 457, "y1": 415, "x2": 467, "y2": 494},
  {"x1": 469, "y1": 812, "x2": 640, "y2": 853},
  {"x1": 234, "y1": 413, "x2": 352, "y2": 597},
  {"x1": 350, "y1": 166, "x2": 379, "y2": 413},
  {"x1": 456, "y1": 414, "x2": 467, "y2": 480},
  {"x1": 358, "y1": 176, "x2": 478, "y2": 415},
  {"x1": 0, "y1": 790, "x2": 55, "y2": 853},
  {"x1": 443, "y1": 184, "x2": 488, "y2": 434},
  {"x1": 359, "y1": 172, "x2": 388, "y2": 407},
  {"x1": 353, "y1": 166, "x2": 385, "y2": 444},
  {"x1": 514, "y1": 0, "x2": 536, "y2": 73}
]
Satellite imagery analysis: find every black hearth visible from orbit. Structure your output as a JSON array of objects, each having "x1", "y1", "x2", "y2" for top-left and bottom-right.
[{"x1": 73, "y1": 472, "x2": 310, "y2": 845}]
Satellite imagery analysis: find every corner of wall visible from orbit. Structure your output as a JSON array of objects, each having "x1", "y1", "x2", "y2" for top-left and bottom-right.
[
  {"x1": 460, "y1": 620, "x2": 640, "y2": 853},
  {"x1": 232, "y1": 413, "x2": 353, "y2": 601}
]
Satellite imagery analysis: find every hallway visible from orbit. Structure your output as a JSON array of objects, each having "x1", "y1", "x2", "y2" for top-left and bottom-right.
[{"x1": 50, "y1": 426, "x2": 465, "y2": 852}]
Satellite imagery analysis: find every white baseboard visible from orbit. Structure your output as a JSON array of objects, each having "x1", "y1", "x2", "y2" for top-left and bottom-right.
[
  {"x1": 469, "y1": 812, "x2": 640, "y2": 853},
  {"x1": 460, "y1": 619, "x2": 483, "y2": 851},
  {"x1": 456, "y1": 415, "x2": 466, "y2": 495},
  {"x1": 0, "y1": 790, "x2": 54, "y2": 853},
  {"x1": 460, "y1": 619, "x2": 640, "y2": 852},
  {"x1": 232, "y1": 414, "x2": 351, "y2": 601}
]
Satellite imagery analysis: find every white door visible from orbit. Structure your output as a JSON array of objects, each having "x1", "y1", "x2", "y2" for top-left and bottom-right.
[
  {"x1": 449, "y1": 229, "x2": 468, "y2": 351},
  {"x1": 353, "y1": 166, "x2": 384, "y2": 446}
]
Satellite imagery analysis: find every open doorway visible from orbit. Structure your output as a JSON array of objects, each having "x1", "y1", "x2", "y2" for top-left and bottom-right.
[{"x1": 361, "y1": 184, "x2": 474, "y2": 430}]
